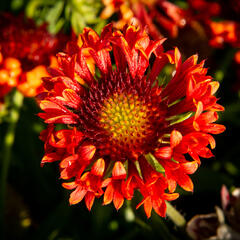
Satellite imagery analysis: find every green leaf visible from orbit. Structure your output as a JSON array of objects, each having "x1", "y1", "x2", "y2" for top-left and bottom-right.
[
  {"x1": 11, "y1": 0, "x2": 24, "y2": 10},
  {"x1": 70, "y1": 11, "x2": 86, "y2": 34},
  {"x1": 45, "y1": 0, "x2": 64, "y2": 25},
  {"x1": 25, "y1": 0, "x2": 43, "y2": 18},
  {"x1": 94, "y1": 19, "x2": 107, "y2": 34},
  {"x1": 167, "y1": 111, "x2": 193, "y2": 126},
  {"x1": 145, "y1": 153, "x2": 165, "y2": 173},
  {"x1": 48, "y1": 18, "x2": 65, "y2": 34},
  {"x1": 64, "y1": 4, "x2": 72, "y2": 20}
]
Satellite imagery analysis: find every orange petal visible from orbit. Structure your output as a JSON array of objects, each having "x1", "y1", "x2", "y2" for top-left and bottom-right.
[
  {"x1": 69, "y1": 187, "x2": 87, "y2": 205},
  {"x1": 91, "y1": 158, "x2": 105, "y2": 176},
  {"x1": 167, "y1": 178, "x2": 177, "y2": 193},
  {"x1": 62, "y1": 181, "x2": 78, "y2": 190},
  {"x1": 155, "y1": 146, "x2": 172, "y2": 160},
  {"x1": 170, "y1": 130, "x2": 182, "y2": 148},
  {"x1": 153, "y1": 199, "x2": 166, "y2": 217},
  {"x1": 113, "y1": 190, "x2": 124, "y2": 210},
  {"x1": 143, "y1": 197, "x2": 153, "y2": 218},
  {"x1": 85, "y1": 192, "x2": 95, "y2": 211},
  {"x1": 103, "y1": 183, "x2": 114, "y2": 205},
  {"x1": 78, "y1": 145, "x2": 96, "y2": 162},
  {"x1": 60, "y1": 154, "x2": 78, "y2": 168},
  {"x1": 112, "y1": 161, "x2": 127, "y2": 179},
  {"x1": 163, "y1": 192, "x2": 179, "y2": 201},
  {"x1": 181, "y1": 161, "x2": 198, "y2": 175},
  {"x1": 178, "y1": 174, "x2": 194, "y2": 192}
]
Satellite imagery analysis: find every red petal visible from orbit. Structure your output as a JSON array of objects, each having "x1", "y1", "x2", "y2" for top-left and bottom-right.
[
  {"x1": 202, "y1": 123, "x2": 226, "y2": 134},
  {"x1": 91, "y1": 158, "x2": 105, "y2": 176},
  {"x1": 69, "y1": 186, "x2": 87, "y2": 205},
  {"x1": 38, "y1": 113, "x2": 78, "y2": 124},
  {"x1": 75, "y1": 50, "x2": 95, "y2": 85},
  {"x1": 113, "y1": 190, "x2": 124, "y2": 210},
  {"x1": 112, "y1": 161, "x2": 127, "y2": 179},
  {"x1": 168, "y1": 178, "x2": 177, "y2": 193},
  {"x1": 41, "y1": 152, "x2": 61, "y2": 165},
  {"x1": 85, "y1": 192, "x2": 95, "y2": 211},
  {"x1": 155, "y1": 146, "x2": 172, "y2": 159},
  {"x1": 170, "y1": 130, "x2": 182, "y2": 148},
  {"x1": 195, "y1": 101, "x2": 203, "y2": 120},
  {"x1": 60, "y1": 154, "x2": 78, "y2": 168},
  {"x1": 78, "y1": 145, "x2": 96, "y2": 162},
  {"x1": 61, "y1": 89, "x2": 81, "y2": 108},
  {"x1": 62, "y1": 181, "x2": 78, "y2": 190},
  {"x1": 101, "y1": 178, "x2": 111, "y2": 188},
  {"x1": 177, "y1": 173, "x2": 194, "y2": 192},
  {"x1": 181, "y1": 161, "x2": 198, "y2": 174},
  {"x1": 153, "y1": 198, "x2": 167, "y2": 217},
  {"x1": 40, "y1": 100, "x2": 67, "y2": 112},
  {"x1": 103, "y1": 183, "x2": 114, "y2": 205},
  {"x1": 163, "y1": 193, "x2": 179, "y2": 201},
  {"x1": 165, "y1": 47, "x2": 182, "y2": 68},
  {"x1": 143, "y1": 197, "x2": 153, "y2": 218}
]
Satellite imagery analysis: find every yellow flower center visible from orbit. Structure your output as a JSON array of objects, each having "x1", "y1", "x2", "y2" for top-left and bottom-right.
[{"x1": 99, "y1": 93, "x2": 151, "y2": 147}]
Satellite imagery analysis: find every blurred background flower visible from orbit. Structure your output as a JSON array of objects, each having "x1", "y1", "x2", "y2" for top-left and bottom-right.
[
  {"x1": 187, "y1": 185, "x2": 240, "y2": 240},
  {"x1": 0, "y1": 12, "x2": 66, "y2": 102}
]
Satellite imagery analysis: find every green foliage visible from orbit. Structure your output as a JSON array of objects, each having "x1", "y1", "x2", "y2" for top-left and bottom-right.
[{"x1": 25, "y1": 0, "x2": 106, "y2": 34}]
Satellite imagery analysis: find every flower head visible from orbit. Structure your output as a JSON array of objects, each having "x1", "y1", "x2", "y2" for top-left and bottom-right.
[
  {"x1": 101, "y1": 0, "x2": 187, "y2": 39},
  {"x1": 208, "y1": 21, "x2": 240, "y2": 48},
  {"x1": 38, "y1": 24, "x2": 225, "y2": 217},
  {"x1": 0, "y1": 13, "x2": 65, "y2": 68},
  {"x1": 0, "y1": 13, "x2": 66, "y2": 99}
]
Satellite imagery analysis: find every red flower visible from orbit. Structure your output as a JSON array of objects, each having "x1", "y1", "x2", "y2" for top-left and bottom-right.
[
  {"x1": 0, "y1": 55, "x2": 21, "y2": 103},
  {"x1": 155, "y1": 130, "x2": 199, "y2": 192},
  {"x1": 101, "y1": 0, "x2": 187, "y2": 39},
  {"x1": 208, "y1": 21, "x2": 240, "y2": 48},
  {"x1": 62, "y1": 158, "x2": 105, "y2": 210},
  {"x1": 38, "y1": 24, "x2": 225, "y2": 217},
  {"x1": 0, "y1": 13, "x2": 67, "y2": 99},
  {"x1": 0, "y1": 13, "x2": 65, "y2": 68},
  {"x1": 187, "y1": 0, "x2": 221, "y2": 22},
  {"x1": 136, "y1": 156, "x2": 179, "y2": 218},
  {"x1": 102, "y1": 161, "x2": 127, "y2": 210}
]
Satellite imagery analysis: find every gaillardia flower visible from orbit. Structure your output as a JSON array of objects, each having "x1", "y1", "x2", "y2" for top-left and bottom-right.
[{"x1": 38, "y1": 24, "x2": 225, "y2": 217}]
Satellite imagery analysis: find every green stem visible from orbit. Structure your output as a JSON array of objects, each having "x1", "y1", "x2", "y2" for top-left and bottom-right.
[
  {"x1": 0, "y1": 89, "x2": 24, "y2": 238},
  {"x1": 135, "y1": 217, "x2": 152, "y2": 231},
  {"x1": 166, "y1": 201, "x2": 186, "y2": 228}
]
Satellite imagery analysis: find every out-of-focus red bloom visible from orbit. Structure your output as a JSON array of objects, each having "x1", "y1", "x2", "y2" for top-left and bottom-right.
[
  {"x1": 0, "y1": 13, "x2": 66, "y2": 101},
  {"x1": 0, "y1": 54, "x2": 22, "y2": 104},
  {"x1": 186, "y1": 0, "x2": 240, "y2": 49},
  {"x1": 187, "y1": 0, "x2": 221, "y2": 22},
  {"x1": 37, "y1": 24, "x2": 225, "y2": 217},
  {"x1": 101, "y1": 0, "x2": 240, "y2": 52},
  {"x1": 208, "y1": 21, "x2": 240, "y2": 48},
  {"x1": 0, "y1": 13, "x2": 63, "y2": 69},
  {"x1": 229, "y1": 0, "x2": 240, "y2": 14},
  {"x1": 232, "y1": 50, "x2": 240, "y2": 92},
  {"x1": 234, "y1": 50, "x2": 240, "y2": 64},
  {"x1": 101, "y1": 0, "x2": 187, "y2": 39}
]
